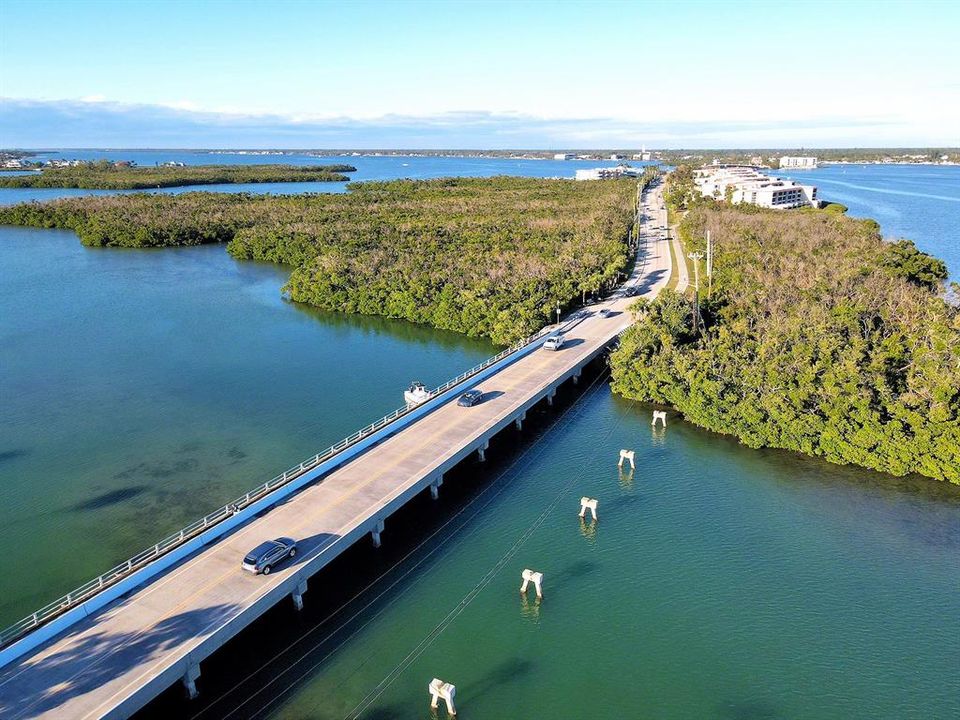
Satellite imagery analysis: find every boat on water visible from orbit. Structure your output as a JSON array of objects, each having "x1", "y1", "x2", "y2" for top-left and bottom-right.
[{"x1": 404, "y1": 381, "x2": 432, "y2": 407}]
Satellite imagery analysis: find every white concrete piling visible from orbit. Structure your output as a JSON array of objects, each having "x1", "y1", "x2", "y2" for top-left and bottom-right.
[
  {"x1": 618, "y1": 449, "x2": 635, "y2": 469},
  {"x1": 430, "y1": 475, "x2": 444, "y2": 500},
  {"x1": 182, "y1": 661, "x2": 201, "y2": 700},
  {"x1": 579, "y1": 497, "x2": 598, "y2": 521},
  {"x1": 371, "y1": 518, "x2": 385, "y2": 548},
  {"x1": 652, "y1": 410, "x2": 667, "y2": 427},
  {"x1": 520, "y1": 569, "x2": 544, "y2": 599},
  {"x1": 291, "y1": 578, "x2": 308, "y2": 611},
  {"x1": 429, "y1": 678, "x2": 457, "y2": 716}
]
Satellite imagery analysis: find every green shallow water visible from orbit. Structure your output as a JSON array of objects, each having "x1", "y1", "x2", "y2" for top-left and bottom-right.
[
  {"x1": 218, "y1": 386, "x2": 960, "y2": 719},
  {"x1": 0, "y1": 226, "x2": 494, "y2": 625},
  {"x1": 0, "y1": 165, "x2": 958, "y2": 718},
  {"x1": 183, "y1": 380, "x2": 958, "y2": 720}
]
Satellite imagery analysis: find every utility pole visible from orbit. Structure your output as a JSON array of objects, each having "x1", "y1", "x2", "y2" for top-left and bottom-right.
[
  {"x1": 705, "y1": 230, "x2": 713, "y2": 299},
  {"x1": 687, "y1": 251, "x2": 703, "y2": 295},
  {"x1": 556, "y1": 303, "x2": 561, "y2": 326},
  {"x1": 687, "y1": 251, "x2": 704, "y2": 334}
]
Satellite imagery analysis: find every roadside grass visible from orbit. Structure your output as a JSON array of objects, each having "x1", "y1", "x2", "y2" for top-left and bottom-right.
[
  {"x1": 666, "y1": 205, "x2": 696, "y2": 297},
  {"x1": 665, "y1": 222, "x2": 681, "y2": 292}
]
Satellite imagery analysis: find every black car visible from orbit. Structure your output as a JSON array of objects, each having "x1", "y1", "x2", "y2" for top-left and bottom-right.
[{"x1": 457, "y1": 389, "x2": 483, "y2": 407}]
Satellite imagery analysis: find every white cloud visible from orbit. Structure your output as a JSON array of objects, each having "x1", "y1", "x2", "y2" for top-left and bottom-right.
[{"x1": 1, "y1": 96, "x2": 955, "y2": 149}]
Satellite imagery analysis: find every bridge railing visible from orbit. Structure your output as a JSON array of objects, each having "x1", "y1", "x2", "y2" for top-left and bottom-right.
[{"x1": 0, "y1": 324, "x2": 555, "y2": 650}]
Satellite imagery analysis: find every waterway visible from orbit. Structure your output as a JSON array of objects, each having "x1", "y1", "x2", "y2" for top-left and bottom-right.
[
  {"x1": 0, "y1": 150, "x2": 630, "y2": 205},
  {"x1": 162, "y1": 380, "x2": 960, "y2": 720},
  {"x1": 0, "y1": 155, "x2": 957, "y2": 718},
  {"x1": 0, "y1": 229, "x2": 494, "y2": 625},
  {"x1": 776, "y1": 163, "x2": 960, "y2": 282}
]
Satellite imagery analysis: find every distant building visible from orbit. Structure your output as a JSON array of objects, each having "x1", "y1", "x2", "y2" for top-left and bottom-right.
[
  {"x1": 695, "y1": 166, "x2": 818, "y2": 209},
  {"x1": 610, "y1": 153, "x2": 625, "y2": 161},
  {"x1": 553, "y1": 153, "x2": 574, "y2": 161},
  {"x1": 632, "y1": 152, "x2": 652, "y2": 161},
  {"x1": 778, "y1": 156, "x2": 818, "y2": 169},
  {"x1": 575, "y1": 165, "x2": 640, "y2": 181}
]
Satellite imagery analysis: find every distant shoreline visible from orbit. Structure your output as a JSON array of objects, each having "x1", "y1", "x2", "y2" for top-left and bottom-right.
[
  {"x1": 820, "y1": 160, "x2": 960, "y2": 167},
  {"x1": 0, "y1": 163, "x2": 356, "y2": 190}
]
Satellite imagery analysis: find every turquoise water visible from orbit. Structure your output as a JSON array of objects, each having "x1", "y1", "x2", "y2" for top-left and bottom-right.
[
  {"x1": 0, "y1": 157, "x2": 957, "y2": 718},
  {"x1": 140, "y1": 377, "x2": 960, "y2": 720},
  {"x1": 0, "y1": 227, "x2": 494, "y2": 624},
  {"x1": 776, "y1": 163, "x2": 960, "y2": 282},
  {"x1": 0, "y1": 151, "x2": 634, "y2": 205}
]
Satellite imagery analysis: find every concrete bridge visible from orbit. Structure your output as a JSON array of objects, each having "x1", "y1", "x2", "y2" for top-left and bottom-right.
[{"x1": 0, "y1": 183, "x2": 671, "y2": 719}]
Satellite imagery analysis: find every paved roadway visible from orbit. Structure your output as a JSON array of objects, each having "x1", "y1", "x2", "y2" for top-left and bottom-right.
[
  {"x1": 641, "y1": 192, "x2": 690, "y2": 293},
  {"x1": 0, "y1": 183, "x2": 671, "y2": 719}
]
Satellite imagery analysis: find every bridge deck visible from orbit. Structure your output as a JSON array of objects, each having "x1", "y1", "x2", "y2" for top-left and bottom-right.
[{"x1": 0, "y1": 185, "x2": 669, "y2": 719}]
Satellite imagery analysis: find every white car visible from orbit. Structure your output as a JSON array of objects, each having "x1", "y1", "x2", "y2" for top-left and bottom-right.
[{"x1": 543, "y1": 335, "x2": 565, "y2": 351}]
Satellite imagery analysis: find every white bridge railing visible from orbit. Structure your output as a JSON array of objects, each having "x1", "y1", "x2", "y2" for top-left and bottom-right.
[{"x1": 0, "y1": 325, "x2": 553, "y2": 650}]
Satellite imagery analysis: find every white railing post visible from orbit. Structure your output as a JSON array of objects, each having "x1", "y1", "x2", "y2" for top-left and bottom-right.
[{"x1": 1, "y1": 326, "x2": 548, "y2": 649}]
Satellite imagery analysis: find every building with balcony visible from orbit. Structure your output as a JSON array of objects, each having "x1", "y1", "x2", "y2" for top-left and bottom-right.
[
  {"x1": 779, "y1": 156, "x2": 818, "y2": 169},
  {"x1": 695, "y1": 166, "x2": 818, "y2": 209},
  {"x1": 575, "y1": 165, "x2": 641, "y2": 181}
]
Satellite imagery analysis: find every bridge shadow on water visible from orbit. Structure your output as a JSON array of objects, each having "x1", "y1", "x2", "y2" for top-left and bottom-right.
[
  {"x1": 0, "y1": 603, "x2": 239, "y2": 719},
  {"x1": 133, "y1": 358, "x2": 613, "y2": 720}
]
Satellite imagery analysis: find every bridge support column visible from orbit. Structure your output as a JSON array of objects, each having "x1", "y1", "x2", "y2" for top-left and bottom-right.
[
  {"x1": 291, "y1": 577, "x2": 308, "y2": 611},
  {"x1": 477, "y1": 440, "x2": 489, "y2": 462},
  {"x1": 547, "y1": 389, "x2": 557, "y2": 407},
  {"x1": 573, "y1": 369, "x2": 581, "y2": 385},
  {"x1": 371, "y1": 518, "x2": 385, "y2": 548},
  {"x1": 430, "y1": 474, "x2": 444, "y2": 500},
  {"x1": 514, "y1": 411, "x2": 526, "y2": 431},
  {"x1": 182, "y1": 660, "x2": 201, "y2": 700}
]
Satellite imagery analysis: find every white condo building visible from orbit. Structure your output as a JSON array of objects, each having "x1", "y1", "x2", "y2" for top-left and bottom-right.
[
  {"x1": 553, "y1": 153, "x2": 574, "y2": 160},
  {"x1": 779, "y1": 156, "x2": 818, "y2": 169},
  {"x1": 695, "y1": 166, "x2": 818, "y2": 209},
  {"x1": 575, "y1": 165, "x2": 641, "y2": 181}
]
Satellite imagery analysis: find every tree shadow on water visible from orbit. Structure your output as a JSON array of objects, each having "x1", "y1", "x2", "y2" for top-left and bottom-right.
[{"x1": 0, "y1": 602, "x2": 239, "y2": 719}]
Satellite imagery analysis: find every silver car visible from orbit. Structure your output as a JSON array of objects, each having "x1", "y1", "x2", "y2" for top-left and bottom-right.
[{"x1": 242, "y1": 537, "x2": 297, "y2": 575}]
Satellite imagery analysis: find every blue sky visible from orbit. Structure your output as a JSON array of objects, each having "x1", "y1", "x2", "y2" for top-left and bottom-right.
[{"x1": 1, "y1": 0, "x2": 958, "y2": 148}]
